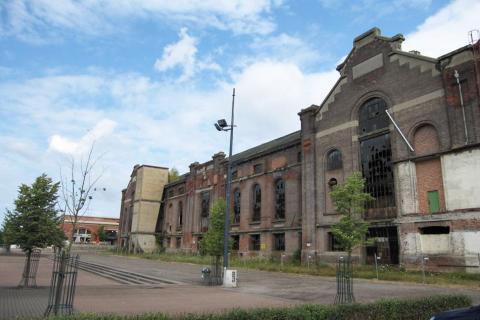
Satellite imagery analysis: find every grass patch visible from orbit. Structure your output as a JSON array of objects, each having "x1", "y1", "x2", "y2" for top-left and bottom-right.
[
  {"x1": 106, "y1": 250, "x2": 480, "y2": 287},
  {"x1": 44, "y1": 294, "x2": 472, "y2": 320}
]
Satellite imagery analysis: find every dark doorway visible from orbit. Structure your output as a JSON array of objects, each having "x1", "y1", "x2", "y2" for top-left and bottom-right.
[{"x1": 366, "y1": 226, "x2": 399, "y2": 265}]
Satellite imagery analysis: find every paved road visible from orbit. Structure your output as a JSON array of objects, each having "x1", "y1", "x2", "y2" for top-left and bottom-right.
[{"x1": 83, "y1": 253, "x2": 480, "y2": 305}]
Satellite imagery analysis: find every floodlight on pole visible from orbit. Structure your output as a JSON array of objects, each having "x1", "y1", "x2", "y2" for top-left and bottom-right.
[{"x1": 214, "y1": 88, "x2": 236, "y2": 276}]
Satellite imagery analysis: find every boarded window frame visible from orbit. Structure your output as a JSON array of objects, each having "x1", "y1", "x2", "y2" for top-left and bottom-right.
[{"x1": 326, "y1": 149, "x2": 343, "y2": 170}]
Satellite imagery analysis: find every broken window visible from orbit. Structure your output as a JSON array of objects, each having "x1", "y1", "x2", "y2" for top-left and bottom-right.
[
  {"x1": 233, "y1": 189, "x2": 241, "y2": 224},
  {"x1": 252, "y1": 184, "x2": 261, "y2": 222},
  {"x1": 419, "y1": 226, "x2": 450, "y2": 234},
  {"x1": 178, "y1": 186, "x2": 185, "y2": 194},
  {"x1": 273, "y1": 233, "x2": 285, "y2": 251},
  {"x1": 275, "y1": 179, "x2": 285, "y2": 220},
  {"x1": 200, "y1": 192, "x2": 210, "y2": 232},
  {"x1": 231, "y1": 169, "x2": 238, "y2": 179},
  {"x1": 167, "y1": 189, "x2": 174, "y2": 198},
  {"x1": 231, "y1": 235, "x2": 240, "y2": 250},
  {"x1": 201, "y1": 192, "x2": 210, "y2": 217},
  {"x1": 359, "y1": 98, "x2": 395, "y2": 217},
  {"x1": 359, "y1": 97, "x2": 389, "y2": 134},
  {"x1": 327, "y1": 149, "x2": 343, "y2": 170},
  {"x1": 250, "y1": 234, "x2": 260, "y2": 251},
  {"x1": 177, "y1": 201, "x2": 183, "y2": 229},
  {"x1": 328, "y1": 232, "x2": 344, "y2": 251}
]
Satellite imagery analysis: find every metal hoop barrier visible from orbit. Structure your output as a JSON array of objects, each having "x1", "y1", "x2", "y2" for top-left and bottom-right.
[
  {"x1": 44, "y1": 249, "x2": 80, "y2": 316},
  {"x1": 18, "y1": 248, "x2": 41, "y2": 288},
  {"x1": 334, "y1": 256, "x2": 355, "y2": 305}
]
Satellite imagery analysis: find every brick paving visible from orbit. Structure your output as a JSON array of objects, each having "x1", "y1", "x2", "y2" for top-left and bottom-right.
[{"x1": 1, "y1": 252, "x2": 479, "y2": 319}]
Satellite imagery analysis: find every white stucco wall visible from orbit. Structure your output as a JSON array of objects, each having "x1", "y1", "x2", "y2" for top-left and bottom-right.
[
  {"x1": 442, "y1": 149, "x2": 480, "y2": 210},
  {"x1": 395, "y1": 161, "x2": 417, "y2": 215}
]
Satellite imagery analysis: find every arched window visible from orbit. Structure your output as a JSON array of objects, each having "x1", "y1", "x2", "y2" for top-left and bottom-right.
[
  {"x1": 327, "y1": 149, "x2": 343, "y2": 170},
  {"x1": 359, "y1": 97, "x2": 389, "y2": 134},
  {"x1": 275, "y1": 179, "x2": 285, "y2": 220},
  {"x1": 252, "y1": 184, "x2": 261, "y2": 222},
  {"x1": 233, "y1": 189, "x2": 241, "y2": 224},
  {"x1": 358, "y1": 97, "x2": 395, "y2": 214},
  {"x1": 177, "y1": 201, "x2": 183, "y2": 228}
]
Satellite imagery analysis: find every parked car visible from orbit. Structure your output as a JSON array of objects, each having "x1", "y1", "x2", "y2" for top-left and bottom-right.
[{"x1": 430, "y1": 305, "x2": 480, "y2": 320}]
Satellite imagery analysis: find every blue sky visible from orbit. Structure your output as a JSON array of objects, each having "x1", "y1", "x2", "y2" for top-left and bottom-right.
[{"x1": 0, "y1": 0, "x2": 478, "y2": 222}]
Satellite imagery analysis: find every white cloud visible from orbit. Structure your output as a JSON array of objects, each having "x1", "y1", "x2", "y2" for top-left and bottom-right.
[
  {"x1": 0, "y1": 60, "x2": 337, "y2": 221},
  {"x1": 1, "y1": 0, "x2": 281, "y2": 42},
  {"x1": 403, "y1": 0, "x2": 480, "y2": 57},
  {"x1": 154, "y1": 28, "x2": 221, "y2": 81},
  {"x1": 49, "y1": 119, "x2": 117, "y2": 155}
]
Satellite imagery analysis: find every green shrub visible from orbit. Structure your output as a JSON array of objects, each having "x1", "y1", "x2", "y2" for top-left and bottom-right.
[{"x1": 43, "y1": 294, "x2": 470, "y2": 320}]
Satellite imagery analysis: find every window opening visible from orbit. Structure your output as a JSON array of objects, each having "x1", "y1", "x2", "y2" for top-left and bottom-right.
[
  {"x1": 275, "y1": 179, "x2": 285, "y2": 220},
  {"x1": 327, "y1": 149, "x2": 343, "y2": 170},
  {"x1": 328, "y1": 232, "x2": 345, "y2": 251},
  {"x1": 359, "y1": 97, "x2": 389, "y2": 134},
  {"x1": 201, "y1": 191, "x2": 210, "y2": 232},
  {"x1": 273, "y1": 233, "x2": 285, "y2": 251},
  {"x1": 420, "y1": 226, "x2": 450, "y2": 234},
  {"x1": 176, "y1": 237, "x2": 181, "y2": 248},
  {"x1": 232, "y1": 170, "x2": 238, "y2": 179},
  {"x1": 250, "y1": 234, "x2": 260, "y2": 251},
  {"x1": 231, "y1": 235, "x2": 240, "y2": 250},
  {"x1": 233, "y1": 189, "x2": 241, "y2": 224},
  {"x1": 252, "y1": 184, "x2": 261, "y2": 222},
  {"x1": 177, "y1": 201, "x2": 183, "y2": 228},
  {"x1": 168, "y1": 189, "x2": 174, "y2": 198}
]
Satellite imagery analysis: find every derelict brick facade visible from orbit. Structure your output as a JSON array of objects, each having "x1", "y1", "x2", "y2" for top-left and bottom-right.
[{"x1": 119, "y1": 28, "x2": 480, "y2": 271}]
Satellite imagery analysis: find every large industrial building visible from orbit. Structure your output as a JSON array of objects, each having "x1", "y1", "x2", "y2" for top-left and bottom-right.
[{"x1": 119, "y1": 28, "x2": 480, "y2": 272}]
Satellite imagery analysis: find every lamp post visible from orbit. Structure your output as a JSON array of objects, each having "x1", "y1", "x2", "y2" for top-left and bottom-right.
[{"x1": 214, "y1": 88, "x2": 236, "y2": 272}]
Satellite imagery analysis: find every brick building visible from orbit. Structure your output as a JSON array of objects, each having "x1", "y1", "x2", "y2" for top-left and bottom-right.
[
  {"x1": 62, "y1": 215, "x2": 119, "y2": 245},
  {"x1": 119, "y1": 28, "x2": 480, "y2": 271}
]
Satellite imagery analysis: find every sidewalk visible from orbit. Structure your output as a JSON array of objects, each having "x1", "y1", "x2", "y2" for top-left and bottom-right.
[{"x1": 0, "y1": 254, "x2": 293, "y2": 319}]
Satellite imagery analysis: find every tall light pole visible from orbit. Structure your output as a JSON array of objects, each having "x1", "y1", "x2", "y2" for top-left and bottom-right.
[{"x1": 214, "y1": 88, "x2": 235, "y2": 271}]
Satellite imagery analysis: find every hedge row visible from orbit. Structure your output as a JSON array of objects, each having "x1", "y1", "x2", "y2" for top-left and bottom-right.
[{"x1": 47, "y1": 294, "x2": 471, "y2": 320}]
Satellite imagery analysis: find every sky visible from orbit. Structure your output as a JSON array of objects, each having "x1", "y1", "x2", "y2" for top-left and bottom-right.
[{"x1": 0, "y1": 0, "x2": 479, "y2": 223}]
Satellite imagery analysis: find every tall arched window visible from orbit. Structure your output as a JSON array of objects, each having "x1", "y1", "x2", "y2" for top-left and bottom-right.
[
  {"x1": 233, "y1": 189, "x2": 241, "y2": 224},
  {"x1": 177, "y1": 201, "x2": 183, "y2": 228},
  {"x1": 275, "y1": 179, "x2": 285, "y2": 220},
  {"x1": 327, "y1": 149, "x2": 343, "y2": 170},
  {"x1": 359, "y1": 97, "x2": 395, "y2": 215},
  {"x1": 252, "y1": 184, "x2": 261, "y2": 222}
]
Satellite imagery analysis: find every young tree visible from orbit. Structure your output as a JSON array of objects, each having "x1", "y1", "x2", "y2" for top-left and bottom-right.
[
  {"x1": 200, "y1": 198, "x2": 231, "y2": 284},
  {"x1": 5, "y1": 174, "x2": 65, "y2": 286},
  {"x1": 330, "y1": 172, "x2": 374, "y2": 260},
  {"x1": 168, "y1": 167, "x2": 180, "y2": 183},
  {"x1": 200, "y1": 198, "x2": 228, "y2": 257},
  {"x1": 59, "y1": 145, "x2": 103, "y2": 250},
  {"x1": 96, "y1": 226, "x2": 107, "y2": 242}
]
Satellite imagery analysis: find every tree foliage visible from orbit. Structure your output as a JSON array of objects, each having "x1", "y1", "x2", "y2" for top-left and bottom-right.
[
  {"x1": 3, "y1": 174, "x2": 65, "y2": 252},
  {"x1": 168, "y1": 167, "x2": 180, "y2": 183},
  {"x1": 200, "y1": 198, "x2": 230, "y2": 257},
  {"x1": 330, "y1": 172, "x2": 374, "y2": 256},
  {"x1": 96, "y1": 225, "x2": 107, "y2": 242}
]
